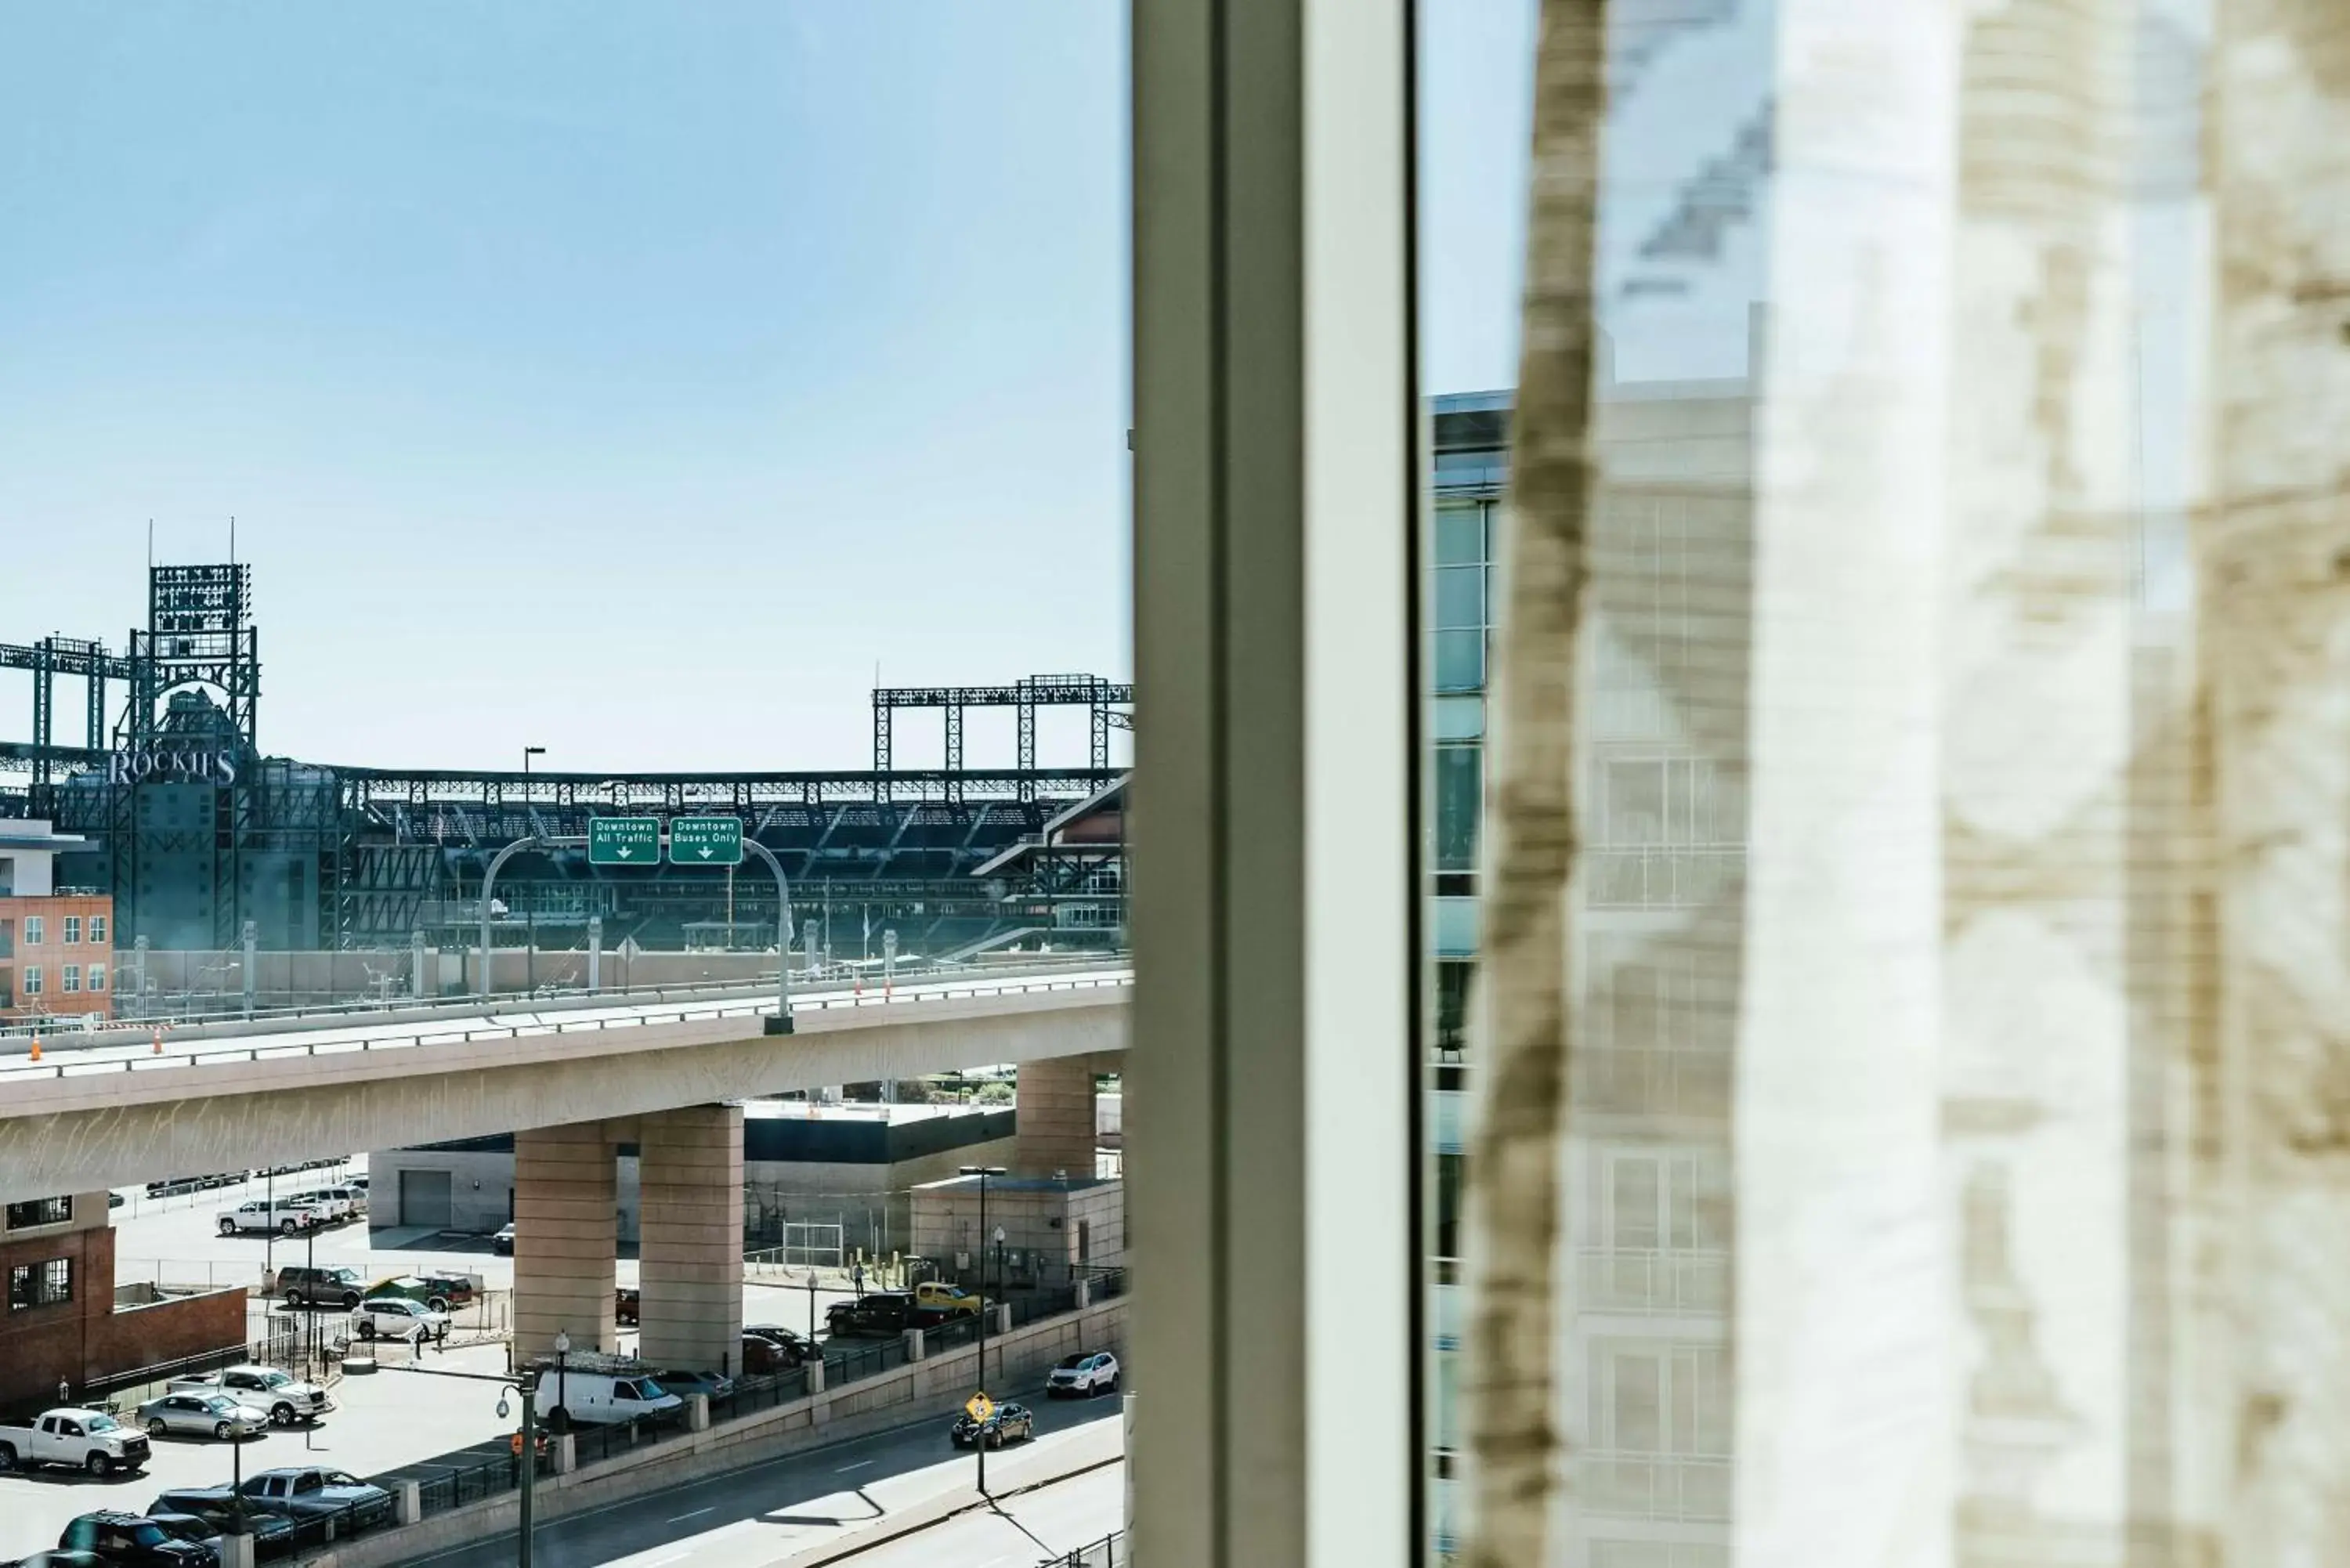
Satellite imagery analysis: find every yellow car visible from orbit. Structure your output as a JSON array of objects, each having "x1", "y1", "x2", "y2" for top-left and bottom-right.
[{"x1": 913, "y1": 1281, "x2": 989, "y2": 1318}]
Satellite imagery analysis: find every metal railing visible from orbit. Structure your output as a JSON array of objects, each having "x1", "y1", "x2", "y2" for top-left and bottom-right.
[
  {"x1": 376, "y1": 1293, "x2": 1123, "y2": 1532},
  {"x1": 1573, "y1": 1248, "x2": 1730, "y2": 1315},
  {"x1": 0, "y1": 948, "x2": 1132, "y2": 1041},
  {"x1": 1040, "y1": 1532, "x2": 1130, "y2": 1567},
  {"x1": 0, "y1": 965, "x2": 1134, "y2": 1082},
  {"x1": 1576, "y1": 1451, "x2": 1733, "y2": 1523}
]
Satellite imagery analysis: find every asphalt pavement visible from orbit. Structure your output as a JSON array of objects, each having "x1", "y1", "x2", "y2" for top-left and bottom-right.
[{"x1": 392, "y1": 1394, "x2": 1125, "y2": 1568}]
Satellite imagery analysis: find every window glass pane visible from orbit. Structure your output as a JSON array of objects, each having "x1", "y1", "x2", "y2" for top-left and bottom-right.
[
  {"x1": 1606, "y1": 762, "x2": 1665, "y2": 844},
  {"x1": 1432, "y1": 694, "x2": 1484, "y2": 741},
  {"x1": 1610, "y1": 1352, "x2": 1661, "y2": 1451},
  {"x1": 1434, "y1": 502, "x2": 1484, "y2": 565},
  {"x1": 1435, "y1": 1154, "x2": 1463, "y2": 1261},
  {"x1": 1434, "y1": 746, "x2": 1482, "y2": 872},
  {"x1": 1434, "y1": 565, "x2": 1485, "y2": 630},
  {"x1": 1435, "y1": 961, "x2": 1472, "y2": 1057},
  {"x1": 1433, "y1": 630, "x2": 1484, "y2": 693},
  {"x1": 1611, "y1": 1158, "x2": 1660, "y2": 1250}
]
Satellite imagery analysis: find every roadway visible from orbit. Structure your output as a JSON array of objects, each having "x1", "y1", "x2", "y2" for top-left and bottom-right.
[
  {"x1": 393, "y1": 1396, "x2": 1124, "y2": 1568},
  {"x1": 0, "y1": 966, "x2": 1133, "y2": 1079},
  {"x1": 0, "y1": 968, "x2": 1130, "y2": 1200}
]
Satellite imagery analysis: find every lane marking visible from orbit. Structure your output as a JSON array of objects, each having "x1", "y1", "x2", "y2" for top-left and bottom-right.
[
  {"x1": 665, "y1": 1508, "x2": 715, "y2": 1523},
  {"x1": 643, "y1": 1554, "x2": 691, "y2": 1568},
  {"x1": 834, "y1": 1459, "x2": 873, "y2": 1472}
]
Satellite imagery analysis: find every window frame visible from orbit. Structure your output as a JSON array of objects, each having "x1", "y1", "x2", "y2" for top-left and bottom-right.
[
  {"x1": 5, "y1": 1196, "x2": 74, "y2": 1230},
  {"x1": 1128, "y1": 1, "x2": 1415, "y2": 1563}
]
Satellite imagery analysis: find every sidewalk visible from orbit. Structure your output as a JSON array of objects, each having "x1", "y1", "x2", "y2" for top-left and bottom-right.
[{"x1": 761, "y1": 1416, "x2": 1123, "y2": 1568}]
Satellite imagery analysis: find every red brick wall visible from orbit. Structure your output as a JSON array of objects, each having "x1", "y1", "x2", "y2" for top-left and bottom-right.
[
  {"x1": 88, "y1": 1288, "x2": 250, "y2": 1381},
  {"x1": 0, "y1": 1223, "x2": 244, "y2": 1411},
  {"x1": 0, "y1": 1223, "x2": 114, "y2": 1409}
]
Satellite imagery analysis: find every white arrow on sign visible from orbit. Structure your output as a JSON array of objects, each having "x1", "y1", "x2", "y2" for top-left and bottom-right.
[
  {"x1": 616, "y1": 847, "x2": 634, "y2": 859},
  {"x1": 699, "y1": 847, "x2": 714, "y2": 858}
]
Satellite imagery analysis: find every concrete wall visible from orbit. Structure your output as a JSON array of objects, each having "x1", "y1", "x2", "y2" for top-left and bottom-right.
[
  {"x1": 0, "y1": 982, "x2": 1129, "y2": 1201},
  {"x1": 370, "y1": 1133, "x2": 1024, "y2": 1250},
  {"x1": 910, "y1": 1179, "x2": 1126, "y2": 1284},
  {"x1": 302, "y1": 1296, "x2": 1129, "y2": 1568}
]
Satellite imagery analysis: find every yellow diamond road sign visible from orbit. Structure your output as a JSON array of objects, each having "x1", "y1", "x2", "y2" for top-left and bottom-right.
[{"x1": 965, "y1": 1393, "x2": 994, "y2": 1424}]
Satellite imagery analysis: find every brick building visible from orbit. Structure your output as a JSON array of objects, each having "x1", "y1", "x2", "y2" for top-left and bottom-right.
[
  {"x1": 0, "y1": 893, "x2": 118, "y2": 1023},
  {"x1": 0, "y1": 821, "x2": 116, "y2": 1024},
  {"x1": 0, "y1": 1194, "x2": 246, "y2": 1412}
]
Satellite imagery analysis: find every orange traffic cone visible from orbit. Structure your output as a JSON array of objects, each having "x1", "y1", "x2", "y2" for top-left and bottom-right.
[
  {"x1": 151, "y1": 1026, "x2": 164, "y2": 1055},
  {"x1": 27, "y1": 1035, "x2": 41, "y2": 1063}
]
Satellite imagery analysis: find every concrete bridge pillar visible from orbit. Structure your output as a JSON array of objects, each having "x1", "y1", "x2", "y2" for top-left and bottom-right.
[
  {"x1": 513, "y1": 1122, "x2": 618, "y2": 1360},
  {"x1": 1014, "y1": 1057, "x2": 1098, "y2": 1177},
  {"x1": 634, "y1": 1104, "x2": 744, "y2": 1377}
]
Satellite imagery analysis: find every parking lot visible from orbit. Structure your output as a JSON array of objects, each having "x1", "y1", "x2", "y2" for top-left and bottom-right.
[{"x1": 4, "y1": 1162, "x2": 905, "y2": 1559}]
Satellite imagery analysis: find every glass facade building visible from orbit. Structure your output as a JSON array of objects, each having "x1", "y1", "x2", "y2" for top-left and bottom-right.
[{"x1": 1426, "y1": 358, "x2": 1756, "y2": 1565}]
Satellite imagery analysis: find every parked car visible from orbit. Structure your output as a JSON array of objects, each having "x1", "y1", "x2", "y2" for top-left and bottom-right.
[
  {"x1": 650, "y1": 1369, "x2": 736, "y2": 1403},
  {"x1": 351, "y1": 1297, "x2": 448, "y2": 1342},
  {"x1": 133, "y1": 1393, "x2": 269, "y2": 1441},
  {"x1": 825, "y1": 1292, "x2": 920, "y2": 1338},
  {"x1": 56, "y1": 1512, "x2": 212, "y2": 1568},
  {"x1": 615, "y1": 1287, "x2": 640, "y2": 1327},
  {"x1": 137, "y1": 1516, "x2": 226, "y2": 1568},
  {"x1": 491, "y1": 1223, "x2": 515, "y2": 1256},
  {"x1": 0, "y1": 1409, "x2": 151, "y2": 1476},
  {"x1": 215, "y1": 1200, "x2": 314, "y2": 1237},
  {"x1": 286, "y1": 1189, "x2": 356, "y2": 1225},
  {"x1": 143, "y1": 1499, "x2": 294, "y2": 1556},
  {"x1": 743, "y1": 1324, "x2": 818, "y2": 1358},
  {"x1": 737, "y1": 1334, "x2": 800, "y2": 1376},
  {"x1": 1046, "y1": 1351, "x2": 1121, "y2": 1398},
  {"x1": 108, "y1": 1192, "x2": 126, "y2": 1209},
  {"x1": 164, "y1": 1367, "x2": 332, "y2": 1427},
  {"x1": 912, "y1": 1281, "x2": 989, "y2": 1318},
  {"x1": 272, "y1": 1265, "x2": 363, "y2": 1310},
  {"x1": 165, "y1": 1476, "x2": 395, "y2": 1532},
  {"x1": 365, "y1": 1274, "x2": 473, "y2": 1312},
  {"x1": 949, "y1": 1400, "x2": 1035, "y2": 1449},
  {"x1": 13, "y1": 1553, "x2": 107, "y2": 1568},
  {"x1": 537, "y1": 1368, "x2": 683, "y2": 1428}
]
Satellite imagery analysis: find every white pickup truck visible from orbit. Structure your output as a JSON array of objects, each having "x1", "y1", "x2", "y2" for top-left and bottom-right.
[
  {"x1": 217, "y1": 1198, "x2": 318, "y2": 1237},
  {"x1": 167, "y1": 1364, "x2": 334, "y2": 1425},
  {"x1": 0, "y1": 1407, "x2": 153, "y2": 1476}
]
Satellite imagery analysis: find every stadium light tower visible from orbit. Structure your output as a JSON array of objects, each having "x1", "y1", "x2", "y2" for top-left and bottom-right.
[{"x1": 522, "y1": 745, "x2": 546, "y2": 779}]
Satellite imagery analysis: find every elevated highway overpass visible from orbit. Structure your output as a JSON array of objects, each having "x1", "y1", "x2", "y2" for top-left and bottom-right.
[{"x1": 0, "y1": 964, "x2": 1130, "y2": 1201}]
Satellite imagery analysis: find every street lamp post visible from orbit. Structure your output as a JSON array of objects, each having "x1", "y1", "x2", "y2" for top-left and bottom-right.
[
  {"x1": 957, "y1": 1164, "x2": 1006, "y2": 1494},
  {"x1": 495, "y1": 1371, "x2": 544, "y2": 1568},
  {"x1": 522, "y1": 746, "x2": 545, "y2": 781},
  {"x1": 554, "y1": 1330, "x2": 569, "y2": 1429}
]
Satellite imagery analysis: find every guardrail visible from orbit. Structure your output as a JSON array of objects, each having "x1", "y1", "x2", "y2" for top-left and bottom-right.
[
  {"x1": 378, "y1": 1289, "x2": 1126, "y2": 1534},
  {"x1": 1040, "y1": 1534, "x2": 1130, "y2": 1568},
  {"x1": 0, "y1": 969, "x2": 1134, "y2": 1085},
  {"x1": 0, "y1": 949, "x2": 1132, "y2": 1041}
]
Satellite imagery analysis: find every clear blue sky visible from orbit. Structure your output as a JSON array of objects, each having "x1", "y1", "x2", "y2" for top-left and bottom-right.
[{"x1": 0, "y1": 2, "x2": 1535, "y2": 772}]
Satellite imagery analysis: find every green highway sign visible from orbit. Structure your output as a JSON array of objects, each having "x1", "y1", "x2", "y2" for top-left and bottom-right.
[
  {"x1": 588, "y1": 817, "x2": 661, "y2": 866},
  {"x1": 669, "y1": 815, "x2": 745, "y2": 866}
]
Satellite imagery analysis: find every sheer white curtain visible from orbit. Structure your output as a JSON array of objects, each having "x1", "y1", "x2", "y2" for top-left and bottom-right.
[{"x1": 1466, "y1": 0, "x2": 2350, "y2": 1560}]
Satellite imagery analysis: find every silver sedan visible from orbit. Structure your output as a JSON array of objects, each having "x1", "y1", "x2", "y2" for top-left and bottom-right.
[{"x1": 136, "y1": 1391, "x2": 270, "y2": 1441}]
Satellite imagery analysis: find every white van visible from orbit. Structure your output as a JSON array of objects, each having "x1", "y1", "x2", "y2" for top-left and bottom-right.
[{"x1": 539, "y1": 1367, "x2": 685, "y2": 1428}]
